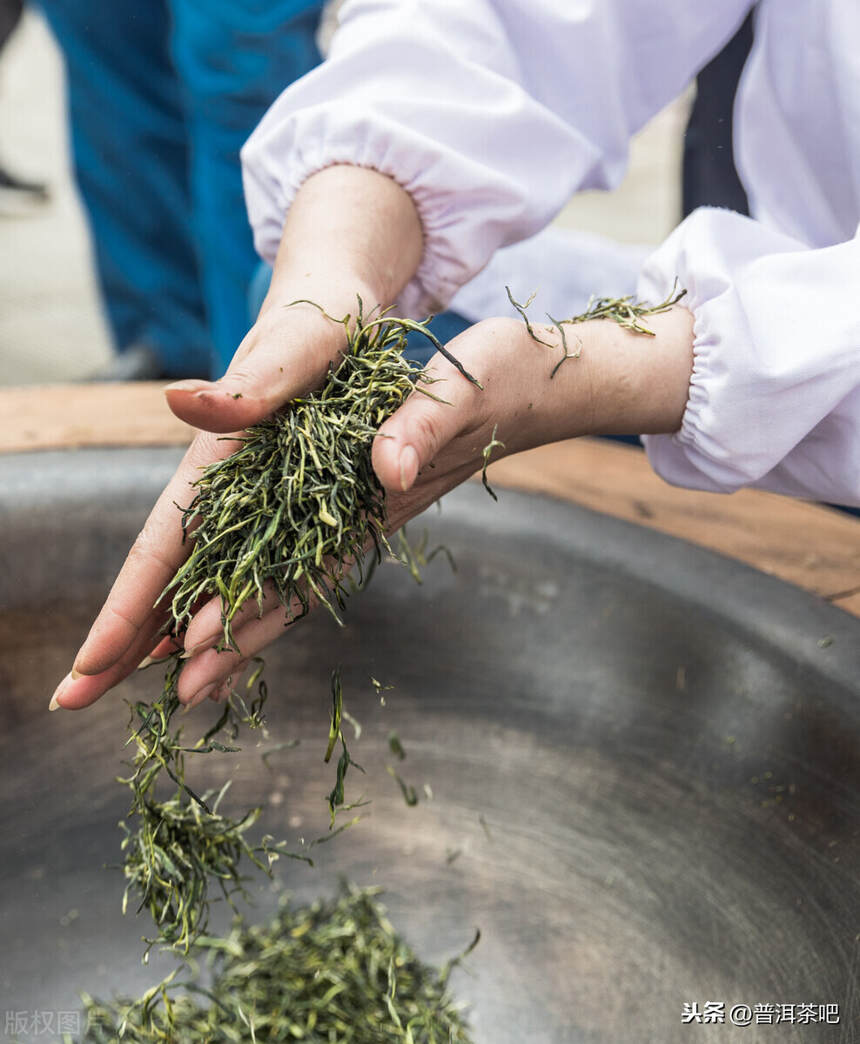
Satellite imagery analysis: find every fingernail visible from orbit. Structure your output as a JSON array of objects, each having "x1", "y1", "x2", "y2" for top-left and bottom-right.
[
  {"x1": 137, "y1": 655, "x2": 155, "y2": 671},
  {"x1": 49, "y1": 673, "x2": 72, "y2": 711},
  {"x1": 71, "y1": 668, "x2": 82, "y2": 681},
  {"x1": 165, "y1": 379, "x2": 210, "y2": 394},
  {"x1": 179, "y1": 636, "x2": 217, "y2": 660},
  {"x1": 398, "y1": 445, "x2": 419, "y2": 491}
]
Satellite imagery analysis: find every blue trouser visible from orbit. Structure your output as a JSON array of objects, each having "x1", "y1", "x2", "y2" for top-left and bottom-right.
[{"x1": 40, "y1": 0, "x2": 322, "y2": 377}]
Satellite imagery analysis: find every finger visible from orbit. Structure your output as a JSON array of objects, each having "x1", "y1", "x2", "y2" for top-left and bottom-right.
[
  {"x1": 384, "y1": 458, "x2": 479, "y2": 533},
  {"x1": 183, "y1": 658, "x2": 252, "y2": 710},
  {"x1": 177, "y1": 644, "x2": 245, "y2": 704},
  {"x1": 177, "y1": 604, "x2": 293, "y2": 703},
  {"x1": 372, "y1": 349, "x2": 484, "y2": 493},
  {"x1": 72, "y1": 431, "x2": 235, "y2": 679},
  {"x1": 212, "y1": 659, "x2": 251, "y2": 703},
  {"x1": 185, "y1": 683, "x2": 218, "y2": 710},
  {"x1": 52, "y1": 614, "x2": 170, "y2": 710},
  {"x1": 181, "y1": 544, "x2": 348, "y2": 658},
  {"x1": 163, "y1": 302, "x2": 351, "y2": 434},
  {"x1": 137, "y1": 633, "x2": 184, "y2": 669},
  {"x1": 182, "y1": 582, "x2": 280, "y2": 660}
]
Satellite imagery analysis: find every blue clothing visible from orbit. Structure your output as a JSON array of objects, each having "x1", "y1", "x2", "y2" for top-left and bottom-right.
[{"x1": 40, "y1": 0, "x2": 322, "y2": 377}]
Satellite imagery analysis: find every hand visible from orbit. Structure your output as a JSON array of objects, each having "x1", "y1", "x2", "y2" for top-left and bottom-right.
[
  {"x1": 50, "y1": 165, "x2": 424, "y2": 711},
  {"x1": 125, "y1": 305, "x2": 693, "y2": 708}
]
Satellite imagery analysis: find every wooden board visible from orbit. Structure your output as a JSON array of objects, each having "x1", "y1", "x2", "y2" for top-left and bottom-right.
[
  {"x1": 1, "y1": 384, "x2": 194, "y2": 450},
  {"x1": 2, "y1": 383, "x2": 858, "y2": 617}
]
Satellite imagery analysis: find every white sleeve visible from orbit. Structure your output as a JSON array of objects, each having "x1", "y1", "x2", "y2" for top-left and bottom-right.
[
  {"x1": 639, "y1": 209, "x2": 860, "y2": 507},
  {"x1": 241, "y1": 0, "x2": 751, "y2": 315}
]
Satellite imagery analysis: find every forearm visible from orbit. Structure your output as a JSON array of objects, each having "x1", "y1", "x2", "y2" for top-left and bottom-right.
[
  {"x1": 489, "y1": 306, "x2": 695, "y2": 456},
  {"x1": 259, "y1": 165, "x2": 424, "y2": 317}
]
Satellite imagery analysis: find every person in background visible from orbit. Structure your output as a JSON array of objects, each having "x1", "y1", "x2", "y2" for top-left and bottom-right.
[
  {"x1": 39, "y1": 0, "x2": 324, "y2": 379},
  {"x1": 52, "y1": 0, "x2": 860, "y2": 712},
  {"x1": 682, "y1": 10, "x2": 753, "y2": 219},
  {"x1": 0, "y1": 0, "x2": 48, "y2": 209}
]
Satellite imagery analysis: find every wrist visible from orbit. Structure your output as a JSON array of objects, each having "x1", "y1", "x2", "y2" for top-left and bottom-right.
[
  {"x1": 533, "y1": 307, "x2": 694, "y2": 440},
  {"x1": 505, "y1": 306, "x2": 693, "y2": 447},
  {"x1": 584, "y1": 306, "x2": 694, "y2": 435}
]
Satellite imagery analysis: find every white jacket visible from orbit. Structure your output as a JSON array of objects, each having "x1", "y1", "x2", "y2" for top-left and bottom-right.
[{"x1": 241, "y1": 0, "x2": 860, "y2": 506}]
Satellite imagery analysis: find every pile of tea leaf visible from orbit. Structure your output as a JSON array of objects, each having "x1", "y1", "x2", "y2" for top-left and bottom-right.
[{"x1": 75, "y1": 886, "x2": 476, "y2": 1043}]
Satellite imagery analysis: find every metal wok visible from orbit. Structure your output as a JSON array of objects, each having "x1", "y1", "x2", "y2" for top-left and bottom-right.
[{"x1": 1, "y1": 448, "x2": 858, "y2": 1042}]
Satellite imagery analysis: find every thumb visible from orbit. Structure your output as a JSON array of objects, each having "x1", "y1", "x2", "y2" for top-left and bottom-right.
[
  {"x1": 372, "y1": 364, "x2": 480, "y2": 493},
  {"x1": 164, "y1": 303, "x2": 349, "y2": 434}
]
